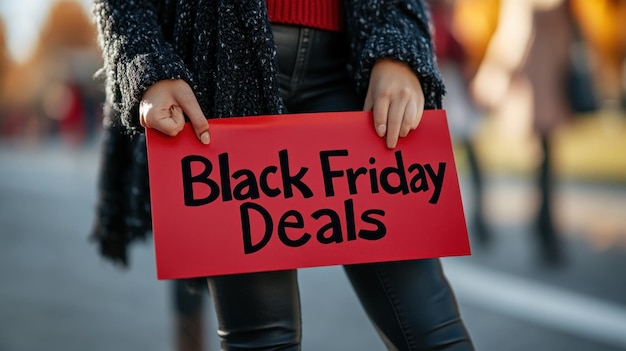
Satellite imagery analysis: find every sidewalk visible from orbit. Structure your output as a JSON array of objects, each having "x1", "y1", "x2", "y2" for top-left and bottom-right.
[{"x1": 1, "y1": 138, "x2": 625, "y2": 351}]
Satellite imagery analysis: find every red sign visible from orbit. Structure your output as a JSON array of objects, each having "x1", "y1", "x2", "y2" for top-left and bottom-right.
[{"x1": 146, "y1": 110, "x2": 470, "y2": 279}]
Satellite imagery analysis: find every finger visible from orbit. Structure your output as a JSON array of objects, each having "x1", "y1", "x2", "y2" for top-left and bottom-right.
[
  {"x1": 145, "y1": 107, "x2": 185, "y2": 137},
  {"x1": 400, "y1": 100, "x2": 419, "y2": 137},
  {"x1": 412, "y1": 99, "x2": 425, "y2": 131},
  {"x1": 365, "y1": 89, "x2": 385, "y2": 137},
  {"x1": 372, "y1": 95, "x2": 391, "y2": 138},
  {"x1": 139, "y1": 100, "x2": 152, "y2": 128},
  {"x1": 170, "y1": 105, "x2": 187, "y2": 134},
  {"x1": 385, "y1": 99, "x2": 406, "y2": 149},
  {"x1": 155, "y1": 116, "x2": 185, "y2": 137},
  {"x1": 363, "y1": 89, "x2": 374, "y2": 112},
  {"x1": 174, "y1": 85, "x2": 210, "y2": 144}
]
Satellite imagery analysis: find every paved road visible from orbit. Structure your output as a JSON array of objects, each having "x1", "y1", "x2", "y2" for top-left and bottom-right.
[{"x1": 1, "y1": 142, "x2": 625, "y2": 351}]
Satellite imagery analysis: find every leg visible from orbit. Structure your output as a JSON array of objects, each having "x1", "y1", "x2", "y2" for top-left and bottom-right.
[
  {"x1": 344, "y1": 259, "x2": 474, "y2": 351},
  {"x1": 537, "y1": 135, "x2": 563, "y2": 265},
  {"x1": 206, "y1": 270, "x2": 301, "y2": 351},
  {"x1": 463, "y1": 138, "x2": 490, "y2": 245},
  {"x1": 172, "y1": 279, "x2": 205, "y2": 351}
]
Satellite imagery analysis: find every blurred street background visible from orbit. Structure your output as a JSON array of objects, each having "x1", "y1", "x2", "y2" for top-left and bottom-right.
[{"x1": 1, "y1": 1, "x2": 625, "y2": 350}]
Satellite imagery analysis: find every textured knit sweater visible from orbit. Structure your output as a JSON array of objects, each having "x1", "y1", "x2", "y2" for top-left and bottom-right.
[
  {"x1": 93, "y1": 0, "x2": 443, "y2": 134},
  {"x1": 91, "y1": 0, "x2": 444, "y2": 266}
]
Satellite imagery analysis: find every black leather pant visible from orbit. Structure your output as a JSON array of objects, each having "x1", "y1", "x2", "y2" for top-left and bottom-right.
[{"x1": 206, "y1": 24, "x2": 474, "y2": 351}]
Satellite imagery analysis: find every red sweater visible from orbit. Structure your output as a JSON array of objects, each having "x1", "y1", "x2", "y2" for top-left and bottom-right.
[{"x1": 266, "y1": 0, "x2": 343, "y2": 31}]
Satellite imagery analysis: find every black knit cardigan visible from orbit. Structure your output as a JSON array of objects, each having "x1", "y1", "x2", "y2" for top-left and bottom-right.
[{"x1": 90, "y1": 0, "x2": 445, "y2": 267}]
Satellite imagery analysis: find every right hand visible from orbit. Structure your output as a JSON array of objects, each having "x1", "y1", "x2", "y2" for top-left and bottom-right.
[{"x1": 139, "y1": 79, "x2": 210, "y2": 144}]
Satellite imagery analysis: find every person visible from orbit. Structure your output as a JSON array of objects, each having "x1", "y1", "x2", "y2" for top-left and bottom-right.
[
  {"x1": 471, "y1": 0, "x2": 575, "y2": 265},
  {"x1": 90, "y1": 1, "x2": 475, "y2": 350},
  {"x1": 428, "y1": 0, "x2": 493, "y2": 246}
]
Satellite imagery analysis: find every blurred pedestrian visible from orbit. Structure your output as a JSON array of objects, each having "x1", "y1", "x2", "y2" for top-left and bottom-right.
[
  {"x1": 471, "y1": 0, "x2": 578, "y2": 265},
  {"x1": 90, "y1": 1, "x2": 475, "y2": 350}
]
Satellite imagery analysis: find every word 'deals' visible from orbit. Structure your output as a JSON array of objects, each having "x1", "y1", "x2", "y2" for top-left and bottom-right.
[{"x1": 146, "y1": 110, "x2": 470, "y2": 279}]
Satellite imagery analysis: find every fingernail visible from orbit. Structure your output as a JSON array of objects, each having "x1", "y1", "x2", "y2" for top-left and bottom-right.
[
  {"x1": 376, "y1": 124, "x2": 386, "y2": 137},
  {"x1": 200, "y1": 131, "x2": 210, "y2": 145}
]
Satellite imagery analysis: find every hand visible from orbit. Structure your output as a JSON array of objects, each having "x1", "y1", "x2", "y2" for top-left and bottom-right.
[
  {"x1": 364, "y1": 58, "x2": 425, "y2": 149},
  {"x1": 139, "y1": 79, "x2": 210, "y2": 144},
  {"x1": 469, "y1": 62, "x2": 511, "y2": 111}
]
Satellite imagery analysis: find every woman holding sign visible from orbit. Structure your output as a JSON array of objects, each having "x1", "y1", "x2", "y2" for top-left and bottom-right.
[{"x1": 91, "y1": 0, "x2": 474, "y2": 350}]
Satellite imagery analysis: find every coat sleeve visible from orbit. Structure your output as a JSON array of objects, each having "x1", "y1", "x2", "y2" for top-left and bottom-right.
[
  {"x1": 344, "y1": 0, "x2": 445, "y2": 109},
  {"x1": 93, "y1": 0, "x2": 194, "y2": 133}
]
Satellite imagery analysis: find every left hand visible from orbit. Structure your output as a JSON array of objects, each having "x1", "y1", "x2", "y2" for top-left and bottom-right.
[{"x1": 364, "y1": 58, "x2": 425, "y2": 149}]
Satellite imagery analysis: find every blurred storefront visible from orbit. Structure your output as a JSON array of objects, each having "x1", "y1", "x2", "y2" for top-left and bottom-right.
[{"x1": 0, "y1": 0, "x2": 103, "y2": 145}]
